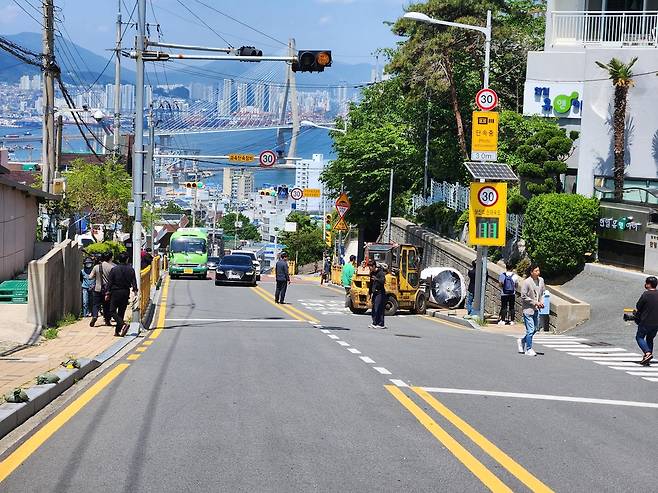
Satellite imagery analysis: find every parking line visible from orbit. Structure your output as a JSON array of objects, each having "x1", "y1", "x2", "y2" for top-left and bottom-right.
[
  {"x1": 413, "y1": 387, "x2": 553, "y2": 493},
  {"x1": 385, "y1": 385, "x2": 513, "y2": 493}
]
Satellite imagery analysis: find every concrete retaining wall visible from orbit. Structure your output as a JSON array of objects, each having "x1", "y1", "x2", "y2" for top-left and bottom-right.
[
  {"x1": 27, "y1": 239, "x2": 82, "y2": 328},
  {"x1": 389, "y1": 217, "x2": 590, "y2": 333}
]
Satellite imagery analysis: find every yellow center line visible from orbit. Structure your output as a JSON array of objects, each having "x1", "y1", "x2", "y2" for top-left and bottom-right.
[
  {"x1": 150, "y1": 276, "x2": 170, "y2": 340},
  {"x1": 252, "y1": 285, "x2": 320, "y2": 324},
  {"x1": 0, "y1": 363, "x2": 130, "y2": 483},
  {"x1": 127, "y1": 354, "x2": 141, "y2": 361},
  {"x1": 135, "y1": 347, "x2": 148, "y2": 353},
  {"x1": 422, "y1": 315, "x2": 471, "y2": 331},
  {"x1": 385, "y1": 385, "x2": 513, "y2": 493},
  {"x1": 412, "y1": 387, "x2": 554, "y2": 493},
  {"x1": 142, "y1": 340, "x2": 154, "y2": 346}
]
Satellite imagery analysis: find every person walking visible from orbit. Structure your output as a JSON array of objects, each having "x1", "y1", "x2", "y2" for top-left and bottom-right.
[
  {"x1": 274, "y1": 252, "x2": 290, "y2": 304},
  {"x1": 465, "y1": 260, "x2": 476, "y2": 318},
  {"x1": 498, "y1": 263, "x2": 519, "y2": 325},
  {"x1": 634, "y1": 276, "x2": 658, "y2": 365},
  {"x1": 89, "y1": 252, "x2": 115, "y2": 327},
  {"x1": 106, "y1": 252, "x2": 138, "y2": 337},
  {"x1": 517, "y1": 263, "x2": 545, "y2": 356},
  {"x1": 341, "y1": 255, "x2": 357, "y2": 307},
  {"x1": 369, "y1": 262, "x2": 387, "y2": 329},
  {"x1": 321, "y1": 256, "x2": 331, "y2": 285},
  {"x1": 80, "y1": 258, "x2": 95, "y2": 317}
]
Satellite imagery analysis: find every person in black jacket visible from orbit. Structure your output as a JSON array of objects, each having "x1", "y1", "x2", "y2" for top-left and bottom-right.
[
  {"x1": 274, "y1": 252, "x2": 290, "y2": 304},
  {"x1": 635, "y1": 276, "x2": 658, "y2": 365},
  {"x1": 106, "y1": 252, "x2": 138, "y2": 336},
  {"x1": 369, "y1": 262, "x2": 387, "y2": 329}
]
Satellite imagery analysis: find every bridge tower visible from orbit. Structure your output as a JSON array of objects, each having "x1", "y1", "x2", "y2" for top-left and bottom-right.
[{"x1": 276, "y1": 39, "x2": 300, "y2": 165}]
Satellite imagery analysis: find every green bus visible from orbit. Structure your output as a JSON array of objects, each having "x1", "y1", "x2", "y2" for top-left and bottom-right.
[{"x1": 168, "y1": 228, "x2": 209, "y2": 279}]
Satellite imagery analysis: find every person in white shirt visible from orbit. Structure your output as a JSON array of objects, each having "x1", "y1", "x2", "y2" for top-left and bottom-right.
[
  {"x1": 517, "y1": 263, "x2": 545, "y2": 356},
  {"x1": 498, "y1": 263, "x2": 519, "y2": 325}
]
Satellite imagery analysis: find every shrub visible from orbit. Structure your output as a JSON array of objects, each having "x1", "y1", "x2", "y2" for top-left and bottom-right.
[
  {"x1": 415, "y1": 202, "x2": 459, "y2": 237},
  {"x1": 84, "y1": 241, "x2": 126, "y2": 260},
  {"x1": 455, "y1": 209, "x2": 469, "y2": 233},
  {"x1": 523, "y1": 194, "x2": 599, "y2": 279}
]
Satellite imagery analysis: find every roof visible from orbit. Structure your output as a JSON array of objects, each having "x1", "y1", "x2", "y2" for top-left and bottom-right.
[{"x1": 0, "y1": 174, "x2": 61, "y2": 201}]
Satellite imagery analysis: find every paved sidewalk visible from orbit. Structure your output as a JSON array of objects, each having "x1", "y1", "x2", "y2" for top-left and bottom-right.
[{"x1": 0, "y1": 318, "x2": 118, "y2": 399}]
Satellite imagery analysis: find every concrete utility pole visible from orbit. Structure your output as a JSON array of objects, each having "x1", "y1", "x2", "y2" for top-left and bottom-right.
[
  {"x1": 130, "y1": 0, "x2": 147, "y2": 332},
  {"x1": 113, "y1": 0, "x2": 122, "y2": 155},
  {"x1": 41, "y1": 0, "x2": 56, "y2": 194},
  {"x1": 386, "y1": 168, "x2": 393, "y2": 243}
]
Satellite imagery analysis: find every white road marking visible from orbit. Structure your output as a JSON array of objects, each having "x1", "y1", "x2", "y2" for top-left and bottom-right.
[
  {"x1": 554, "y1": 347, "x2": 628, "y2": 353},
  {"x1": 533, "y1": 337, "x2": 588, "y2": 341},
  {"x1": 590, "y1": 361, "x2": 643, "y2": 366},
  {"x1": 578, "y1": 355, "x2": 642, "y2": 361},
  {"x1": 360, "y1": 356, "x2": 376, "y2": 364},
  {"x1": 389, "y1": 379, "x2": 408, "y2": 387},
  {"x1": 327, "y1": 334, "x2": 340, "y2": 340},
  {"x1": 626, "y1": 371, "x2": 658, "y2": 376},
  {"x1": 421, "y1": 387, "x2": 658, "y2": 409},
  {"x1": 373, "y1": 367, "x2": 392, "y2": 375},
  {"x1": 539, "y1": 344, "x2": 588, "y2": 348},
  {"x1": 347, "y1": 348, "x2": 361, "y2": 354},
  {"x1": 165, "y1": 318, "x2": 304, "y2": 323},
  {"x1": 337, "y1": 341, "x2": 350, "y2": 347},
  {"x1": 611, "y1": 366, "x2": 658, "y2": 372},
  {"x1": 320, "y1": 329, "x2": 330, "y2": 334},
  {"x1": 643, "y1": 377, "x2": 658, "y2": 382}
]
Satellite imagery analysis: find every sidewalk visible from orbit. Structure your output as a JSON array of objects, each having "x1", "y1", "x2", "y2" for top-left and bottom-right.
[{"x1": 0, "y1": 318, "x2": 117, "y2": 399}]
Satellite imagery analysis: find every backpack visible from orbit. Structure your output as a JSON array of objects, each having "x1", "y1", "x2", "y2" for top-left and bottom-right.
[{"x1": 502, "y1": 273, "x2": 516, "y2": 294}]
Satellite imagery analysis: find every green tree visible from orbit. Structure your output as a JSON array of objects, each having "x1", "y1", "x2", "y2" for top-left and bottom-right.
[
  {"x1": 160, "y1": 201, "x2": 186, "y2": 214},
  {"x1": 595, "y1": 56, "x2": 638, "y2": 200},
  {"x1": 278, "y1": 211, "x2": 325, "y2": 266},
  {"x1": 64, "y1": 158, "x2": 132, "y2": 240},
  {"x1": 220, "y1": 213, "x2": 260, "y2": 241}
]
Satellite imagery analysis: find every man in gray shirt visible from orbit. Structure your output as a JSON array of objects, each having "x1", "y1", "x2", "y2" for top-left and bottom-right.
[
  {"x1": 517, "y1": 263, "x2": 545, "y2": 356},
  {"x1": 274, "y1": 252, "x2": 290, "y2": 304}
]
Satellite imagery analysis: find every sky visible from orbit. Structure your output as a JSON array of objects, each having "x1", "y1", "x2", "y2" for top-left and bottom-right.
[{"x1": 0, "y1": 0, "x2": 409, "y2": 65}]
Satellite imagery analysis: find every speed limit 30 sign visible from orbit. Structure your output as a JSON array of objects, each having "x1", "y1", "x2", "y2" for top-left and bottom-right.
[
  {"x1": 259, "y1": 150, "x2": 277, "y2": 167},
  {"x1": 477, "y1": 186, "x2": 499, "y2": 207},
  {"x1": 468, "y1": 182, "x2": 507, "y2": 247},
  {"x1": 475, "y1": 88, "x2": 498, "y2": 112}
]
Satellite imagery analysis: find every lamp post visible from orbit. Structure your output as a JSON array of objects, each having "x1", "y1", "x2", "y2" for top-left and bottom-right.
[{"x1": 403, "y1": 9, "x2": 493, "y2": 321}]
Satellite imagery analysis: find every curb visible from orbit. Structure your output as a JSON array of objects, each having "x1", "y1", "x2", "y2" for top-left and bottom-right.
[
  {"x1": 426, "y1": 309, "x2": 480, "y2": 329},
  {"x1": 0, "y1": 276, "x2": 165, "y2": 440}
]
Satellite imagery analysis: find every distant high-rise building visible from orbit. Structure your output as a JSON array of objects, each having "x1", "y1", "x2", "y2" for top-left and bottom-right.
[
  {"x1": 221, "y1": 79, "x2": 233, "y2": 114},
  {"x1": 121, "y1": 84, "x2": 135, "y2": 112},
  {"x1": 337, "y1": 82, "x2": 348, "y2": 116},
  {"x1": 254, "y1": 83, "x2": 266, "y2": 112},
  {"x1": 294, "y1": 154, "x2": 327, "y2": 212},
  {"x1": 19, "y1": 75, "x2": 30, "y2": 91},
  {"x1": 223, "y1": 168, "x2": 255, "y2": 203},
  {"x1": 236, "y1": 82, "x2": 248, "y2": 109},
  {"x1": 30, "y1": 75, "x2": 41, "y2": 91}
]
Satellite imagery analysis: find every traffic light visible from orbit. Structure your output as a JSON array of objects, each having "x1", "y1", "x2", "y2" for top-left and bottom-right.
[
  {"x1": 326, "y1": 230, "x2": 332, "y2": 248},
  {"x1": 325, "y1": 214, "x2": 332, "y2": 247},
  {"x1": 238, "y1": 46, "x2": 262, "y2": 57},
  {"x1": 292, "y1": 50, "x2": 332, "y2": 73},
  {"x1": 184, "y1": 182, "x2": 198, "y2": 189}
]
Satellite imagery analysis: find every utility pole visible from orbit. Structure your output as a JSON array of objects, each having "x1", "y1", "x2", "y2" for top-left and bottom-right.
[
  {"x1": 55, "y1": 115, "x2": 63, "y2": 174},
  {"x1": 386, "y1": 168, "x2": 393, "y2": 243},
  {"x1": 423, "y1": 101, "x2": 430, "y2": 200},
  {"x1": 113, "y1": 0, "x2": 122, "y2": 155},
  {"x1": 130, "y1": 0, "x2": 146, "y2": 332},
  {"x1": 41, "y1": 0, "x2": 55, "y2": 194}
]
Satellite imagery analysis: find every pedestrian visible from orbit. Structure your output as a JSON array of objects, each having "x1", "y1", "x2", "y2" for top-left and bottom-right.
[
  {"x1": 106, "y1": 252, "x2": 138, "y2": 337},
  {"x1": 498, "y1": 263, "x2": 519, "y2": 325},
  {"x1": 80, "y1": 258, "x2": 95, "y2": 317},
  {"x1": 274, "y1": 252, "x2": 290, "y2": 304},
  {"x1": 140, "y1": 247, "x2": 154, "y2": 270},
  {"x1": 369, "y1": 262, "x2": 387, "y2": 329},
  {"x1": 517, "y1": 263, "x2": 545, "y2": 356},
  {"x1": 321, "y1": 256, "x2": 331, "y2": 285},
  {"x1": 633, "y1": 276, "x2": 658, "y2": 366},
  {"x1": 341, "y1": 255, "x2": 357, "y2": 306},
  {"x1": 465, "y1": 260, "x2": 476, "y2": 318},
  {"x1": 89, "y1": 251, "x2": 115, "y2": 327}
]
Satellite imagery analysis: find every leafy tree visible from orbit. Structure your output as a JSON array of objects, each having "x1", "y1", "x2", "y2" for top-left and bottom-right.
[
  {"x1": 498, "y1": 111, "x2": 577, "y2": 208},
  {"x1": 220, "y1": 213, "x2": 260, "y2": 241},
  {"x1": 278, "y1": 211, "x2": 325, "y2": 266},
  {"x1": 523, "y1": 193, "x2": 599, "y2": 279},
  {"x1": 595, "y1": 57, "x2": 638, "y2": 200},
  {"x1": 160, "y1": 201, "x2": 186, "y2": 214},
  {"x1": 415, "y1": 202, "x2": 459, "y2": 236},
  {"x1": 64, "y1": 158, "x2": 132, "y2": 240}
]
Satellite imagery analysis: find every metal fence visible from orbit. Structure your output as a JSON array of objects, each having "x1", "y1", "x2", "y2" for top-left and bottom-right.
[{"x1": 552, "y1": 11, "x2": 658, "y2": 47}]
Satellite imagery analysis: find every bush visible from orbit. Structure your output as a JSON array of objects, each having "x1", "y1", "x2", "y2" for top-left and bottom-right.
[
  {"x1": 84, "y1": 241, "x2": 126, "y2": 260},
  {"x1": 523, "y1": 194, "x2": 599, "y2": 279},
  {"x1": 415, "y1": 202, "x2": 459, "y2": 236},
  {"x1": 455, "y1": 209, "x2": 469, "y2": 234}
]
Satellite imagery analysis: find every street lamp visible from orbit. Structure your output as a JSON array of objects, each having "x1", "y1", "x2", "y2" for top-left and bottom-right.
[
  {"x1": 300, "y1": 120, "x2": 347, "y2": 134},
  {"x1": 402, "y1": 10, "x2": 492, "y2": 88}
]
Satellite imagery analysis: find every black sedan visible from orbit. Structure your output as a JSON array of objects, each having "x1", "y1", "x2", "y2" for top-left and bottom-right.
[{"x1": 215, "y1": 255, "x2": 258, "y2": 286}]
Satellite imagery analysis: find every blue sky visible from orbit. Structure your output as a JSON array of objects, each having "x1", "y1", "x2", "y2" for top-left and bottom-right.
[{"x1": 0, "y1": 0, "x2": 409, "y2": 65}]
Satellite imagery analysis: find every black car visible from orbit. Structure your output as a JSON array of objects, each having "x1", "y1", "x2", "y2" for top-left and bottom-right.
[
  {"x1": 215, "y1": 255, "x2": 258, "y2": 286},
  {"x1": 207, "y1": 256, "x2": 221, "y2": 271}
]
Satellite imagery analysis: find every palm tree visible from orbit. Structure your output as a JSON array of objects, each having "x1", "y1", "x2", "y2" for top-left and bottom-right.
[{"x1": 595, "y1": 57, "x2": 638, "y2": 201}]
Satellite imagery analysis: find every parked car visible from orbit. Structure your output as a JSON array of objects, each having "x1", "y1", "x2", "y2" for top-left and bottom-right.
[
  {"x1": 230, "y1": 250, "x2": 261, "y2": 281},
  {"x1": 207, "y1": 256, "x2": 221, "y2": 271},
  {"x1": 215, "y1": 255, "x2": 257, "y2": 286}
]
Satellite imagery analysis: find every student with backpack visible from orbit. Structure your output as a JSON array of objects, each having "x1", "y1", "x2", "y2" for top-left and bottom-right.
[{"x1": 498, "y1": 263, "x2": 519, "y2": 325}]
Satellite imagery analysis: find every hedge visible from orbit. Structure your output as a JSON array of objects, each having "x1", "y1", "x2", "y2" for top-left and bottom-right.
[
  {"x1": 523, "y1": 193, "x2": 599, "y2": 278},
  {"x1": 84, "y1": 240, "x2": 126, "y2": 260}
]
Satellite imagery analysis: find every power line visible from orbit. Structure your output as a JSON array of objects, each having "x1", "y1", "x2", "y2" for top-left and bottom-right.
[
  {"x1": 174, "y1": 0, "x2": 234, "y2": 48},
  {"x1": 10, "y1": 0, "x2": 43, "y2": 27}
]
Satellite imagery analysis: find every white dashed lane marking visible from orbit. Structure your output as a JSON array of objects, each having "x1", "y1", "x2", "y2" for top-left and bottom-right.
[
  {"x1": 360, "y1": 356, "x2": 375, "y2": 364},
  {"x1": 347, "y1": 348, "x2": 361, "y2": 354},
  {"x1": 373, "y1": 367, "x2": 392, "y2": 375}
]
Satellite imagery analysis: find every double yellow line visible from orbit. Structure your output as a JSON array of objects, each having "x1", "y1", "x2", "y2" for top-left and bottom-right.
[
  {"x1": 386, "y1": 385, "x2": 553, "y2": 492},
  {"x1": 251, "y1": 285, "x2": 319, "y2": 324}
]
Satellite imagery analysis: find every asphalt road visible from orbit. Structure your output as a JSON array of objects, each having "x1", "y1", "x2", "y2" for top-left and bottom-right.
[{"x1": 1, "y1": 274, "x2": 658, "y2": 492}]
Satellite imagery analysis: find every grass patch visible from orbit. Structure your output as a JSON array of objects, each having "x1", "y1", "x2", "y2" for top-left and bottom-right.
[
  {"x1": 56, "y1": 313, "x2": 79, "y2": 328},
  {"x1": 42, "y1": 327, "x2": 59, "y2": 339}
]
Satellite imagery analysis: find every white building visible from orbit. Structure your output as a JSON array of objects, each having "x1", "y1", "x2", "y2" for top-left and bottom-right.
[
  {"x1": 249, "y1": 189, "x2": 293, "y2": 242},
  {"x1": 223, "y1": 168, "x2": 255, "y2": 204},
  {"x1": 294, "y1": 153, "x2": 328, "y2": 212},
  {"x1": 19, "y1": 75, "x2": 30, "y2": 91},
  {"x1": 523, "y1": 0, "x2": 658, "y2": 197}
]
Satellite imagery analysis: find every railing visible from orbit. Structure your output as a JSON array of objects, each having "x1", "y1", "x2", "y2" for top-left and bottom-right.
[
  {"x1": 139, "y1": 265, "x2": 152, "y2": 316},
  {"x1": 552, "y1": 11, "x2": 658, "y2": 47}
]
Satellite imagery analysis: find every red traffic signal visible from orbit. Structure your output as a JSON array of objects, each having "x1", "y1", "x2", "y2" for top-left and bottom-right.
[
  {"x1": 184, "y1": 182, "x2": 198, "y2": 189},
  {"x1": 292, "y1": 50, "x2": 332, "y2": 73}
]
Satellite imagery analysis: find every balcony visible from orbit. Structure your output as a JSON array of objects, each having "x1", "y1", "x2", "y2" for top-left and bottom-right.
[{"x1": 551, "y1": 11, "x2": 658, "y2": 47}]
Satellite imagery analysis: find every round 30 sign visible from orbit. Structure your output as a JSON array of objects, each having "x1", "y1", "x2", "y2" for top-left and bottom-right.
[
  {"x1": 259, "y1": 150, "x2": 277, "y2": 167},
  {"x1": 475, "y1": 88, "x2": 498, "y2": 112},
  {"x1": 477, "y1": 186, "x2": 499, "y2": 207},
  {"x1": 290, "y1": 187, "x2": 304, "y2": 200}
]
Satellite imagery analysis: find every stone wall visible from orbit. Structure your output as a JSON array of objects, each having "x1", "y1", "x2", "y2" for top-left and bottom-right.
[
  {"x1": 389, "y1": 217, "x2": 590, "y2": 333},
  {"x1": 27, "y1": 239, "x2": 82, "y2": 329}
]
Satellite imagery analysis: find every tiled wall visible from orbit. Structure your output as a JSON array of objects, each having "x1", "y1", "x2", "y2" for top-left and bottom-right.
[{"x1": 0, "y1": 185, "x2": 38, "y2": 281}]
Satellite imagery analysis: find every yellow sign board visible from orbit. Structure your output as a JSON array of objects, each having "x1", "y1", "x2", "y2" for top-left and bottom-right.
[
  {"x1": 333, "y1": 217, "x2": 348, "y2": 232},
  {"x1": 471, "y1": 111, "x2": 499, "y2": 152},
  {"x1": 303, "y1": 188, "x2": 321, "y2": 198},
  {"x1": 468, "y1": 182, "x2": 507, "y2": 247},
  {"x1": 228, "y1": 153, "x2": 255, "y2": 163}
]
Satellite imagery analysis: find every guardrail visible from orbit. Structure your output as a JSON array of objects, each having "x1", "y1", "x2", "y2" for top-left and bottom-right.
[
  {"x1": 552, "y1": 11, "x2": 658, "y2": 47},
  {"x1": 138, "y1": 255, "x2": 161, "y2": 322}
]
